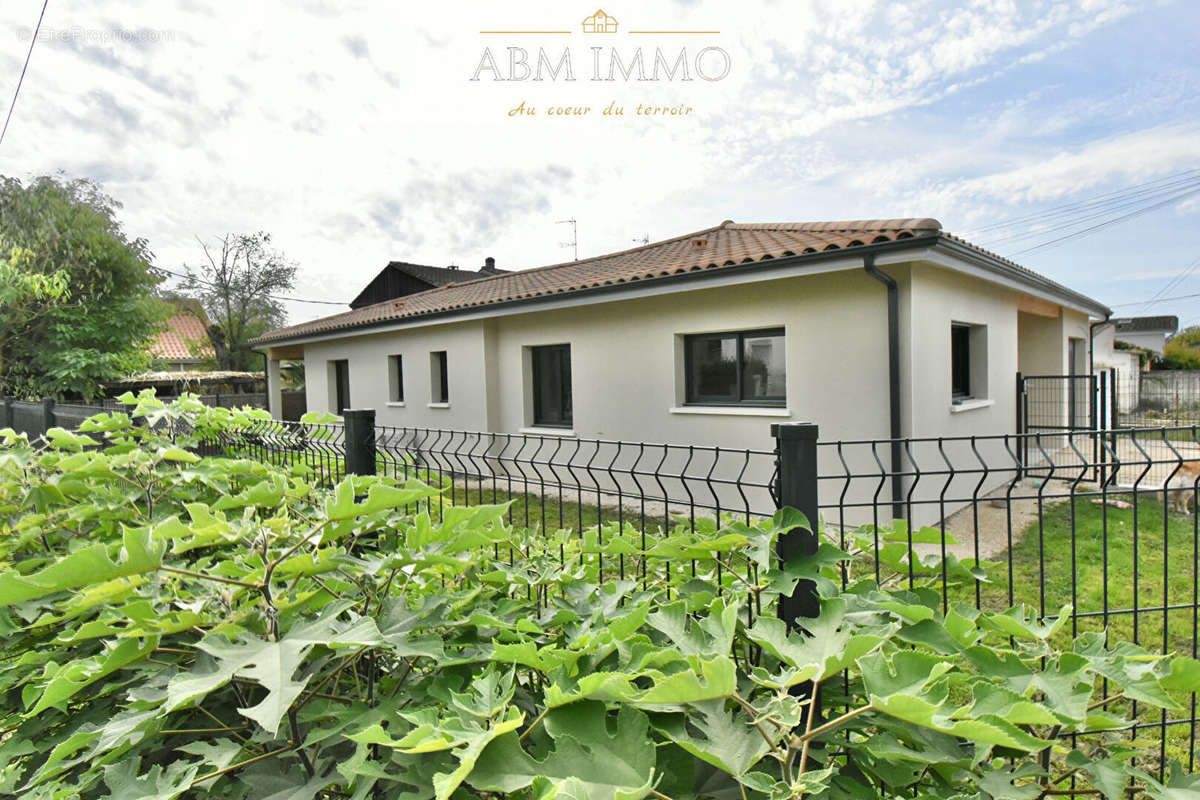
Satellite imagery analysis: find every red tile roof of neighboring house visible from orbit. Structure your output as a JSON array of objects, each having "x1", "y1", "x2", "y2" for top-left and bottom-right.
[
  {"x1": 152, "y1": 311, "x2": 213, "y2": 361},
  {"x1": 251, "y1": 219, "x2": 1108, "y2": 346}
]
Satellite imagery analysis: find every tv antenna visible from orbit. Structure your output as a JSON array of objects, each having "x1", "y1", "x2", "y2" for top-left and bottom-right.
[
  {"x1": 557, "y1": 218, "x2": 578, "y2": 261},
  {"x1": 633, "y1": 233, "x2": 649, "y2": 246}
]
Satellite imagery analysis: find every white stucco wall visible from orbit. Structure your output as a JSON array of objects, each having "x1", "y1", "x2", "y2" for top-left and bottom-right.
[
  {"x1": 1116, "y1": 329, "x2": 1169, "y2": 356},
  {"x1": 290, "y1": 256, "x2": 1100, "y2": 529},
  {"x1": 303, "y1": 320, "x2": 493, "y2": 430}
]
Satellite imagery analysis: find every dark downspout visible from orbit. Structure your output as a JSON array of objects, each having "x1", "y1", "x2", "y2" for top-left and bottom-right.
[
  {"x1": 1088, "y1": 313, "x2": 1111, "y2": 377},
  {"x1": 864, "y1": 254, "x2": 904, "y2": 519}
]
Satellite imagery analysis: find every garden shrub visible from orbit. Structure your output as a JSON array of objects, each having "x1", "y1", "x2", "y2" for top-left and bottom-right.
[{"x1": 0, "y1": 395, "x2": 1198, "y2": 799}]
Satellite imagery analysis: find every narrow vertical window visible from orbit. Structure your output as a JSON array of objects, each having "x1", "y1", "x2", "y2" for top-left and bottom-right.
[
  {"x1": 388, "y1": 355, "x2": 404, "y2": 403},
  {"x1": 951, "y1": 324, "x2": 971, "y2": 401},
  {"x1": 531, "y1": 344, "x2": 572, "y2": 427},
  {"x1": 430, "y1": 351, "x2": 449, "y2": 403},
  {"x1": 331, "y1": 359, "x2": 350, "y2": 414}
]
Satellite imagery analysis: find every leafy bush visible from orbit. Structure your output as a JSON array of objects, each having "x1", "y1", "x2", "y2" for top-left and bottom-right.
[{"x1": 1, "y1": 397, "x2": 1199, "y2": 799}]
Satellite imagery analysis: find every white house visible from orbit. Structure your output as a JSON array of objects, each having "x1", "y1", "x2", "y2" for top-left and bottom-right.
[
  {"x1": 1111, "y1": 315, "x2": 1179, "y2": 356},
  {"x1": 252, "y1": 219, "x2": 1110, "y2": 521}
]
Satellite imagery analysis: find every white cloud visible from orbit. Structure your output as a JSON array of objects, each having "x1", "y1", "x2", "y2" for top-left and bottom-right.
[{"x1": 0, "y1": 0, "x2": 1193, "y2": 324}]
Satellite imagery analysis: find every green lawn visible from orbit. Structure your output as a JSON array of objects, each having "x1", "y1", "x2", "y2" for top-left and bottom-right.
[
  {"x1": 967, "y1": 494, "x2": 1200, "y2": 770},
  {"x1": 986, "y1": 493, "x2": 1199, "y2": 656}
]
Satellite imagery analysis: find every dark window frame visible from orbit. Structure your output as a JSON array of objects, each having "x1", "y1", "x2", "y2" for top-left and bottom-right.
[
  {"x1": 332, "y1": 359, "x2": 350, "y2": 415},
  {"x1": 951, "y1": 324, "x2": 971, "y2": 401},
  {"x1": 684, "y1": 327, "x2": 786, "y2": 407},
  {"x1": 431, "y1": 351, "x2": 449, "y2": 403},
  {"x1": 388, "y1": 354, "x2": 404, "y2": 403},
  {"x1": 531, "y1": 344, "x2": 573, "y2": 428}
]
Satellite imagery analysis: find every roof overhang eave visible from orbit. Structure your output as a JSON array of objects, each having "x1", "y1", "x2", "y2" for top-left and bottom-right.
[{"x1": 251, "y1": 233, "x2": 1111, "y2": 348}]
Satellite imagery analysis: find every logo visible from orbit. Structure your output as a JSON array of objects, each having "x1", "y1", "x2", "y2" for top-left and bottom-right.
[
  {"x1": 471, "y1": 12, "x2": 730, "y2": 83},
  {"x1": 581, "y1": 10, "x2": 618, "y2": 34}
]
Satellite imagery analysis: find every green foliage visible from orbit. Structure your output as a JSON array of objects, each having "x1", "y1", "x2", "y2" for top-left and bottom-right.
[
  {"x1": 0, "y1": 397, "x2": 1199, "y2": 799},
  {"x1": 1157, "y1": 327, "x2": 1200, "y2": 370},
  {"x1": 0, "y1": 174, "x2": 171, "y2": 399},
  {"x1": 0, "y1": 244, "x2": 70, "y2": 385}
]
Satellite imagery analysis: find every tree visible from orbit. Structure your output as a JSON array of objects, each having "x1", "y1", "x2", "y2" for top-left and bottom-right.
[
  {"x1": 182, "y1": 233, "x2": 297, "y2": 371},
  {"x1": 0, "y1": 175, "x2": 170, "y2": 399},
  {"x1": 0, "y1": 244, "x2": 69, "y2": 381},
  {"x1": 1157, "y1": 326, "x2": 1200, "y2": 370}
]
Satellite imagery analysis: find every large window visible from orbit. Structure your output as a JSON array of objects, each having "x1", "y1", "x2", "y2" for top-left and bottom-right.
[
  {"x1": 430, "y1": 351, "x2": 449, "y2": 403},
  {"x1": 684, "y1": 328, "x2": 785, "y2": 406},
  {"x1": 387, "y1": 355, "x2": 404, "y2": 403},
  {"x1": 531, "y1": 344, "x2": 572, "y2": 427}
]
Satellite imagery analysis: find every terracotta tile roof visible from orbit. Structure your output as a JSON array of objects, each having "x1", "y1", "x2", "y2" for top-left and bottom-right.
[
  {"x1": 251, "y1": 218, "x2": 1103, "y2": 346},
  {"x1": 152, "y1": 311, "x2": 213, "y2": 361}
]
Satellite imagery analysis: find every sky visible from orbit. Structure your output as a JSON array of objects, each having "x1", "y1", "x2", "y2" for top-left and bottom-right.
[{"x1": 0, "y1": 0, "x2": 1198, "y2": 329}]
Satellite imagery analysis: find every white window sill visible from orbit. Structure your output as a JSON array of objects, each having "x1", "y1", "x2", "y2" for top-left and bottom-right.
[
  {"x1": 386, "y1": 401, "x2": 406, "y2": 408},
  {"x1": 949, "y1": 398, "x2": 994, "y2": 413},
  {"x1": 427, "y1": 402, "x2": 451, "y2": 409},
  {"x1": 669, "y1": 406, "x2": 792, "y2": 418},
  {"x1": 519, "y1": 426, "x2": 577, "y2": 437}
]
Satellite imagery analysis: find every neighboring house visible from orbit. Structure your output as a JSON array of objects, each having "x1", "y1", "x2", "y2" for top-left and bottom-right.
[
  {"x1": 350, "y1": 259, "x2": 507, "y2": 309},
  {"x1": 151, "y1": 301, "x2": 214, "y2": 371},
  {"x1": 251, "y1": 219, "x2": 1110, "y2": 519},
  {"x1": 1113, "y1": 315, "x2": 1178, "y2": 356},
  {"x1": 1091, "y1": 323, "x2": 1142, "y2": 414}
]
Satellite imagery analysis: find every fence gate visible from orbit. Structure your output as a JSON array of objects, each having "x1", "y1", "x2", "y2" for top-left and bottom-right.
[{"x1": 1016, "y1": 370, "x2": 1117, "y2": 479}]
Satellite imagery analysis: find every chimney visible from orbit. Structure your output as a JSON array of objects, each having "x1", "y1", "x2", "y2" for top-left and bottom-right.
[{"x1": 484, "y1": 256, "x2": 496, "y2": 271}]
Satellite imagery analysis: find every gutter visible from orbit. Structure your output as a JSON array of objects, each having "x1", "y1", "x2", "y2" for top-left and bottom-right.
[{"x1": 863, "y1": 254, "x2": 904, "y2": 519}]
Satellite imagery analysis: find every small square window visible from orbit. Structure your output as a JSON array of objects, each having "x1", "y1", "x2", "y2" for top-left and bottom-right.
[
  {"x1": 531, "y1": 344, "x2": 572, "y2": 427},
  {"x1": 684, "y1": 328, "x2": 785, "y2": 406},
  {"x1": 430, "y1": 351, "x2": 449, "y2": 403},
  {"x1": 388, "y1": 355, "x2": 404, "y2": 403}
]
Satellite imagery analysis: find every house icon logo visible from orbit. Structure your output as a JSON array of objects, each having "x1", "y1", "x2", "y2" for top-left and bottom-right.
[{"x1": 581, "y1": 9, "x2": 618, "y2": 33}]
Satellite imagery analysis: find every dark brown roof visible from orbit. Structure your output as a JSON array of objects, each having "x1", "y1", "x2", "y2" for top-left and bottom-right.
[
  {"x1": 349, "y1": 261, "x2": 508, "y2": 308},
  {"x1": 252, "y1": 219, "x2": 1104, "y2": 345},
  {"x1": 1114, "y1": 316, "x2": 1179, "y2": 334}
]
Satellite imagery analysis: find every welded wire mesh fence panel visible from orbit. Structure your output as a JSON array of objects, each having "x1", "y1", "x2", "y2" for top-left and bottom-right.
[
  {"x1": 204, "y1": 419, "x2": 347, "y2": 485},
  {"x1": 817, "y1": 426, "x2": 1200, "y2": 777},
  {"x1": 373, "y1": 425, "x2": 779, "y2": 531},
  {"x1": 1117, "y1": 371, "x2": 1200, "y2": 428},
  {"x1": 372, "y1": 425, "x2": 779, "y2": 607}
]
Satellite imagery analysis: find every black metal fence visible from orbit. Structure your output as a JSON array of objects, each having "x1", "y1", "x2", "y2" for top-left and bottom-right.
[
  {"x1": 7, "y1": 399, "x2": 1200, "y2": 774},
  {"x1": 202, "y1": 411, "x2": 1200, "y2": 775}
]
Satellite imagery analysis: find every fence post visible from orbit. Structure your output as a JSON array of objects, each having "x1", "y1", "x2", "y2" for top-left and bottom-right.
[
  {"x1": 2, "y1": 397, "x2": 12, "y2": 429},
  {"x1": 1015, "y1": 372, "x2": 1025, "y2": 479},
  {"x1": 343, "y1": 408, "x2": 377, "y2": 476},
  {"x1": 770, "y1": 422, "x2": 820, "y2": 628},
  {"x1": 41, "y1": 398, "x2": 55, "y2": 435}
]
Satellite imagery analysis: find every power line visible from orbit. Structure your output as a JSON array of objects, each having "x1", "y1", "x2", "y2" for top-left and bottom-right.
[
  {"x1": 1133, "y1": 255, "x2": 1200, "y2": 315},
  {"x1": 1110, "y1": 290, "x2": 1200, "y2": 307},
  {"x1": 0, "y1": 0, "x2": 49, "y2": 148},
  {"x1": 1006, "y1": 183, "x2": 1200, "y2": 257},
  {"x1": 152, "y1": 265, "x2": 348, "y2": 306},
  {"x1": 959, "y1": 168, "x2": 1200, "y2": 238},
  {"x1": 977, "y1": 175, "x2": 1200, "y2": 249}
]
